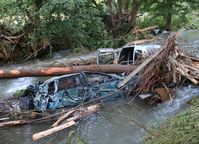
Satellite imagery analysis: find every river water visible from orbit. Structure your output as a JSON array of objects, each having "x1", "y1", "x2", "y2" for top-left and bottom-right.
[{"x1": 0, "y1": 30, "x2": 199, "y2": 144}]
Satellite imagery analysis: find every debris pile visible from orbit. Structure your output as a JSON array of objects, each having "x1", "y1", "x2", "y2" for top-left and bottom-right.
[
  {"x1": 174, "y1": 47, "x2": 199, "y2": 84},
  {"x1": 131, "y1": 34, "x2": 176, "y2": 95},
  {"x1": 120, "y1": 33, "x2": 199, "y2": 102}
]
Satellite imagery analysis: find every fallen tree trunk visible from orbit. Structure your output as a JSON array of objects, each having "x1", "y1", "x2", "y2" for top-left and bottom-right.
[{"x1": 0, "y1": 64, "x2": 135, "y2": 79}]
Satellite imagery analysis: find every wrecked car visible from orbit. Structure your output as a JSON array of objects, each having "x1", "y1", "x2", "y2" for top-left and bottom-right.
[
  {"x1": 0, "y1": 72, "x2": 126, "y2": 112},
  {"x1": 32, "y1": 72, "x2": 125, "y2": 112},
  {"x1": 97, "y1": 44, "x2": 161, "y2": 65}
]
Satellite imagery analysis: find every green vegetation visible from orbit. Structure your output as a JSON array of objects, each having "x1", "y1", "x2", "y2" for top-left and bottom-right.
[
  {"x1": 13, "y1": 89, "x2": 26, "y2": 97},
  {"x1": 145, "y1": 96, "x2": 199, "y2": 144},
  {"x1": 0, "y1": 0, "x2": 199, "y2": 62}
]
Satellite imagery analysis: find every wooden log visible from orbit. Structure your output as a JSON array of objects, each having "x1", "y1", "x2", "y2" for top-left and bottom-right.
[
  {"x1": 65, "y1": 104, "x2": 100, "y2": 123},
  {"x1": 32, "y1": 121, "x2": 76, "y2": 141},
  {"x1": 0, "y1": 64, "x2": 135, "y2": 79},
  {"x1": 0, "y1": 120, "x2": 29, "y2": 127},
  {"x1": 51, "y1": 110, "x2": 76, "y2": 128}
]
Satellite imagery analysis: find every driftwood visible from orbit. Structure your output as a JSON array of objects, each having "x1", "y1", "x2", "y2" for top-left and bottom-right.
[
  {"x1": 51, "y1": 110, "x2": 76, "y2": 128},
  {"x1": 0, "y1": 120, "x2": 30, "y2": 127},
  {"x1": 32, "y1": 121, "x2": 76, "y2": 141},
  {"x1": 32, "y1": 104, "x2": 100, "y2": 141},
  {"x1": 0, "y1": 64, "x2": 135, "y2": 78}
]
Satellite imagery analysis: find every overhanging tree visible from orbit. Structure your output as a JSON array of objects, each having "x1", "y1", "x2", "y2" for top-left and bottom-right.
[{"x1": 144, "y1": 0, "x2": 199, "y2": 30}]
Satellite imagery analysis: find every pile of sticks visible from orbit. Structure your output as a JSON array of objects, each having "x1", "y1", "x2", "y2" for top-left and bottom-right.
[
  {"x1": 120, "y1": 32, "x2": 199, "y2": 98},
  {"x1": 174, "y1": 47, "x2": 199, "y2": 84},
  {"x1": 134, "y1": 34, "x2": 176, "y2": 94}
]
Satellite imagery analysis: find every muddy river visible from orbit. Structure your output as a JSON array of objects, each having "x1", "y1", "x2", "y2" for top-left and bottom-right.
[{"x1": 0, "y1": 30, "x2": 199, "y2": 144}]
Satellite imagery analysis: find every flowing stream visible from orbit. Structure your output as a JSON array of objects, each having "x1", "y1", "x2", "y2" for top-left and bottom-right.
[{"x1": 0, "y1": 30, "x2": 199, "y2": 144}]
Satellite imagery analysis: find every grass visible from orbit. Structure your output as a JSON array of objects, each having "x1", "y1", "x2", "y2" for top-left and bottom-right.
[{"x1": 145, "y1": 96, "x2": 199, "y2": 144}]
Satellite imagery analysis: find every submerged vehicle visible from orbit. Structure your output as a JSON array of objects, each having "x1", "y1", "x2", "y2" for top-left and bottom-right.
[{"x1": 0, "y1": 72, "x2": 125, "y2": 113}]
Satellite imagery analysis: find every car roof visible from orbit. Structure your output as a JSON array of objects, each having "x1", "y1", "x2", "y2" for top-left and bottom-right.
[{"x1": 122, "y1": 44, "x2": 161, "y2": 51}]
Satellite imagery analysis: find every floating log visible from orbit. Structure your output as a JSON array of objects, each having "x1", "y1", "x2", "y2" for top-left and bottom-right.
[
  {"x1": 0, "y1": 64, "x2": 135, "y2": 79},
  {"x1": 0, "y1": 120, "x2": 30, "y2": 127},
  {"x1": 32, "y1": 121, "x2": 76, "y2": 141}
]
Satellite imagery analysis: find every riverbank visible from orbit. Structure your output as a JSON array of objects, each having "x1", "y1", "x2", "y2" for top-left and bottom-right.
[{"x1": 145, "y1": 96, "x2": 199, "y2": 144}]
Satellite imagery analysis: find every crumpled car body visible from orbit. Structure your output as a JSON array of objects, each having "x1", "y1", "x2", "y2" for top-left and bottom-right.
[{"x1": 27, "y1": 72, "x2": 124, "y2": 112}]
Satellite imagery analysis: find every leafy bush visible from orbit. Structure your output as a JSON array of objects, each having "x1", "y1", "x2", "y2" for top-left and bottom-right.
[{"x1": 0, "y1": 0, "x2": 117, "y2": 60}]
